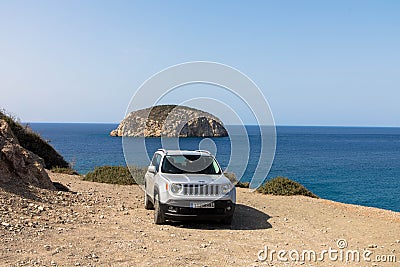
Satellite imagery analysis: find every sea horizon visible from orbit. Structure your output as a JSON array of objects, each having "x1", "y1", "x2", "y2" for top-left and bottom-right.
[{"x1": 24, "y1": 121, "x2": 400, "y2": 129}]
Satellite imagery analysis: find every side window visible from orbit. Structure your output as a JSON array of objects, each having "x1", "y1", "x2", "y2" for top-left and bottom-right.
[{"x1": 151, "y1": 154, "x2": 162, "y2": 172}]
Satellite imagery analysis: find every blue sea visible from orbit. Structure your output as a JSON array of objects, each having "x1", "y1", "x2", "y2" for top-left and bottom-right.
[{"x1": 30, "y1": 123, "x2": 400, "y2": 212}]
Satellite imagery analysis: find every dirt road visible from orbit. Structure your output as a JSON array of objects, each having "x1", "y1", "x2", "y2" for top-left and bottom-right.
[{"x1": 1, "y1": 172, "x2": 400, "y2": 266}]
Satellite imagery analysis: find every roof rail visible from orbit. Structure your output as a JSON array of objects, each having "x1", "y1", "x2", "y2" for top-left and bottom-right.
[
  {"x1": 195, "y1": 150, "x2": 211, "y2": 154},
  {"x1": 157, "y1": 148, "x2": 167, "y2": 154}
]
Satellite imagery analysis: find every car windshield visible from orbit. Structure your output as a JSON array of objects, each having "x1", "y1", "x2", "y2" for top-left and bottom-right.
[{"x1": 161, "y1": 155, "x2": 222, "y2": 174}]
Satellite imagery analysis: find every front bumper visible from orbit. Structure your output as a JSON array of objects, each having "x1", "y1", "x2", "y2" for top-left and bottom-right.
[{"x1": 161, "y1": 200, "x2": 235, "y2": 221}]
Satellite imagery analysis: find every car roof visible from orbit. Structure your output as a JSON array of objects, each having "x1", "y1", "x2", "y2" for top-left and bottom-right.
[{"x1": 157, "y1": 149, "x2": 212, "y2": 156}]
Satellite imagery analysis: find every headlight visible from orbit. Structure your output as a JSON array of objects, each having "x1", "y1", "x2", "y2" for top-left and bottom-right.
[
  {"x1": 170, "y1": 183, "x2": 183, "y2": 194},
  {"x1": 221, "y1": 184, "x2": 231, "y2": 194}
]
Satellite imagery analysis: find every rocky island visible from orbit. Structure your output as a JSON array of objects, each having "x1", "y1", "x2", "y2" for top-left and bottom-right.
[{"x1": 110, "y1": 105, "x2": 228, "y2": 137}]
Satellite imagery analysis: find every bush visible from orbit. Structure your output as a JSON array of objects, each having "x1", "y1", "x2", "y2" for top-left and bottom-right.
[
  {"x1": 257, "y1": 177, "x2": 318, "y2": 198},
  {"x1": 51, "y1": 167, "x2": 79, "y2": 175},
  {"x1": 224, "y1": 172, "x2": 250, "y2": 188},
  {"x1": 236, "y1": 182, "x2": 250, "y2": 188},
  {"x1": 83, "y1": 166, "x2": 146, "y2": 185},
  {"x1": 147, "y1": 105, "x2": 178, "y2": 122},
  {"x1": 0, "y1": 109, "x2": 69, "y2": 169},
  {"x1": 224, "y1": 172, "x2": 237, "y2": 183}
]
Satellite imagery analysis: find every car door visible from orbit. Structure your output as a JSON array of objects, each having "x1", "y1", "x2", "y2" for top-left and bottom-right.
[{"x1": 146, "y1": 153, "x2": 161, "y2": 198}]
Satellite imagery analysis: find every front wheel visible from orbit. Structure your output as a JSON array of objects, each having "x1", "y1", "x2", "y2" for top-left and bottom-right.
[
  {"x1": 144, "y1": 188, "x2": 154, "y2": 210},
  {"x1": 154, "y1": 193, "x2": 165, "y2": 225}
]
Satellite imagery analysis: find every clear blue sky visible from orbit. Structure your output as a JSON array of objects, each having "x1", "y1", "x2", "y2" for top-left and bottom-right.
[{"x1": 1, "y1": 1, "x2": 399, "y2": 126}]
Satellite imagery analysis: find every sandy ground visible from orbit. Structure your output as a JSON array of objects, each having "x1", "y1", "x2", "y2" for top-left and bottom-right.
[{"x1": 1, "y1": 172, "x2": 400, "y2": 267}]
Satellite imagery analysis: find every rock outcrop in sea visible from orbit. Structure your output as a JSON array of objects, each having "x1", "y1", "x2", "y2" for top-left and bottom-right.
[{"x1": 110, "y1": 105, "x2": 228, "y2": 137}]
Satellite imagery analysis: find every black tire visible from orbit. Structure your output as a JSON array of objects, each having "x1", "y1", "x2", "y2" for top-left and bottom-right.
[
  {"x1": 221, "y1": 215, "x2": 233, "y2": 225},
  {"x1": 144, "y1": 187, "x2": 154, "y2": 210},
  {"x1": 154, "y1": 192, "x2": 165, "y2": 225}
]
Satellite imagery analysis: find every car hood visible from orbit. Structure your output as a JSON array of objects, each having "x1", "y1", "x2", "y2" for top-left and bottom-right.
[{"x1": 160, "y1": 173, "x2": 231, "y2": 184}]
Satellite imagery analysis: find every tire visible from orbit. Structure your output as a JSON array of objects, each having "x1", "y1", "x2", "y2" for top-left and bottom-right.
[
  {"x1": 221, "y1": 215, "x2": 233, "y2": 225},
  {"x1": 154, "y1": 192, "x2": 165, "y2": 225},
  {"x1": 144, "y1": 187, "x2": 154, "y2": 210}
]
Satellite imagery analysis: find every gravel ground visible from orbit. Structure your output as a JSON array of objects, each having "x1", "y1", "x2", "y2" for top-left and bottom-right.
[{"x1": 1, "y1": 172, "x2": 400, "y2": 267}]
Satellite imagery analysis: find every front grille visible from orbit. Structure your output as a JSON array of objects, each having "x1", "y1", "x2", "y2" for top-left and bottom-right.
[{"x1": 182, "y1": 184, "x2": 220, "y2": 196}]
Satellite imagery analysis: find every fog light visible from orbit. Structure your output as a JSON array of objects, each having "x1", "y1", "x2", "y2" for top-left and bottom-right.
[
  {"x1": 227, "y1": 206, "x2": 232, "y2": 211},
  {"x1": 168, "y1": 206, "x2": 178, "y2": 213}
]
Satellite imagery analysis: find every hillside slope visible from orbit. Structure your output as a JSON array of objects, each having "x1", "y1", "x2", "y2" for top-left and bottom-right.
[
  {"x1": 0, "y1": 111, "x2": 69, "y2": 169},
  {"x1": 0, "y1": 119, "x2": 55, "y2": 190}
]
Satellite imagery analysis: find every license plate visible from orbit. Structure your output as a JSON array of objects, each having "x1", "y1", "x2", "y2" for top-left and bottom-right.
[{"x1": 190, "y1": 202, "x2": 215, "y2": 208}]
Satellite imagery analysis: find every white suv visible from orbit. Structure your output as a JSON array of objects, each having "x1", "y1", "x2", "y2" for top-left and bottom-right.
[{"x1": 144, "y1": 149, "x2": 236, "y2": 224}]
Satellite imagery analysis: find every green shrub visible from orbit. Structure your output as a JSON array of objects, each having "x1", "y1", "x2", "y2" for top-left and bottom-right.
[
  {"x1": 224, "y1": 172, "x2": 237, "y2": 183},
  {"x1": 83, "y1": 166, "x2": 146, "y2": 185},
  {"x1": 224, "y1": 172, "x2": 250, "y2": 188},
  {"x1": 51, "y1": 167, "x2": 79, "y2": 175},
  {"x1": 0, "y1": 109, "x2": 69, "y2": 169},
  {"x1": 147, "y1": 105, "x2": 178, "y2": 122},
  {"x1": 236, "y1": 182, "x2": 250, "y2": 188},
  {"x1": 257, "y1": 177, "x2": 318, "y2": 198}
]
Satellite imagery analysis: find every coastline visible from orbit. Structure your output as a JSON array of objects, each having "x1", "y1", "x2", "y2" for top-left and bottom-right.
[{"x1": 28, "y1": 123, "x2": 400, "y2": 212}]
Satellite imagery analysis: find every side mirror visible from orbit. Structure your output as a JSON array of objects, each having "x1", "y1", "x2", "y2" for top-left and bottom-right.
[{"x1": 148, "y1": 166, "x2": 156, "y2": 173}]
